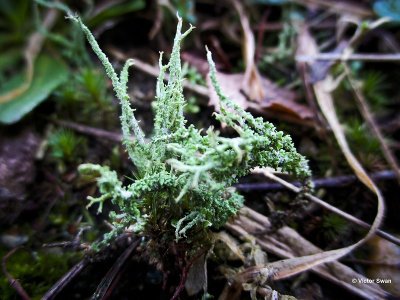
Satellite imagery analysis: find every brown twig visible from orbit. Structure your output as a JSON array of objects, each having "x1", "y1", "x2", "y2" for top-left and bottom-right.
[
  {"x1": 255, "y1": 10, "x2": 270, "y2": 62},
  {"x1": 2, "y1": 248, "x2": 31, "y2": 300},
  {"x1": 226, "y1": 208, "x2": 389, "y2": 300},
  {"x1": 52, "y1": 119, "x2": 123, "y2": 142},
  {"x1": 343, "y1": 258, "x2": 400, "y2": 267},
  {"x1": 252, "y1": 169, "x2": 400, "y2": 247},
  {"x1": 291, "y1": 0, "x2": 372, "y2": 18},
  {"x1": 42, "y1": 258, "x2": 89, "y2": 300},
  {"x1": 92, "y1": 238, "x2": 140, "y2": 300}
]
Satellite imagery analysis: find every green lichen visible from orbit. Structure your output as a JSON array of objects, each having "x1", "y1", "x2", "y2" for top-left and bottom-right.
[{"x1": 70, "y1": 14, "x2": 310, "y2": 251}]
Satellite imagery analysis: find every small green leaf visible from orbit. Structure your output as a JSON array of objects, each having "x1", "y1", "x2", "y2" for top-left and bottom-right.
[{"x1": 0, "y1": 55, "x2": 69, "y2": 124}]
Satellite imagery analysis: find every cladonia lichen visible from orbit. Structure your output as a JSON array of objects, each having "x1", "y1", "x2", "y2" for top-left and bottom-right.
[{"x1": 70, "y1": 14, "x2": 311, "y2": 252}]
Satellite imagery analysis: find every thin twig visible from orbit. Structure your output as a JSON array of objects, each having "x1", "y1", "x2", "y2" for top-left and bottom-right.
[
  {"x1": 235, "y1": 170, "x2": 396, "y2": 191},
  {"x1": 343, "y1": 63, "x2": 400, "y2": 184},
  {"x1": 42, "y1": 258, "x2": 89, "y2": 300},
  {"x1": 2, "y1": 248, "x2": 31, "y2": 300},
  {"x1": 226, "y1": 208, "x2": 388, "y2": 300},
  {"x1": 296, "y1": 53, "x2": 400, "y2": 62},
  {"x1": 92, "y1": 238, "x2": 140, "y2": 300},
  {"x1": 52, "y1": 119, "x2": 123, "y2": 142},
  {"x1": 253, "y1": 169, "x2": 400, "y2": 247}
]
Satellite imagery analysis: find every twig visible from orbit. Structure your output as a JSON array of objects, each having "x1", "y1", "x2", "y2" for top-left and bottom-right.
[
  {"x1": 42, "y1": 258, "x2": 89, "y2": 300},
  {"x1": 2, "y1": 248, "x2": 31, "y2": 300},
  {"x1": 52, "y1": 119, "x2": 123, "y2": 142},
  {"x1": 296, "y1": 53, "x2": 400, "y2": 62},
  {"x1": 92, "y1": 238, "x2": 140, "y2": 300},
  {"x1": 226, "y1": 208, "x2": 389, "y2": 300},
  {"x1": 235, "y1": 170, "x2": 396, "y2": 191},
  {"x1": 253, "y1": 169, "x2": 400, "y2": 247},
  {"x1": 343, "y1": 63, "x2": 400, "y2": 184}
]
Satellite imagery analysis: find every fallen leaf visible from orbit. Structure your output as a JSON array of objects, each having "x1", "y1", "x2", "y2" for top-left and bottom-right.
[
  {"x1": 231, "y1": 0, "x2": 265, "y2": 102},
  {"x1": 214, "y1": 231, "x2": 245, "y2": 262},
  {"x1": 185, "y1": 254, "x2": 207, "y2": 296},
  {"x1": 207, "y1": 72, "x2": 314, "y2": 120}
]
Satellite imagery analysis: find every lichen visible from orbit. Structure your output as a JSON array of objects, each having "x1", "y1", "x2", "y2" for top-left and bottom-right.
[{"x1": 70, "y1": 14, "x2": 311, "y2": 251}]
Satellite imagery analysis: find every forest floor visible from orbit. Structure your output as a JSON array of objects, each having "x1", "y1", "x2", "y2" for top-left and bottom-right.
[{"x1": 1, "y1": 0, "x2": 400, "y2": 299}]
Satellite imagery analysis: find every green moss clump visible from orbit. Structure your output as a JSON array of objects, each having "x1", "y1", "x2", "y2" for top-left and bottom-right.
[{"x1": 0, "y1": 248, "x2": 81, "y2": 300}]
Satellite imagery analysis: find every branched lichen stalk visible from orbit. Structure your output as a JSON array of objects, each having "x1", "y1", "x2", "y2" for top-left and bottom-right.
[{"x1": 68, "y1": 14, "x2": 145, "y2": 146}]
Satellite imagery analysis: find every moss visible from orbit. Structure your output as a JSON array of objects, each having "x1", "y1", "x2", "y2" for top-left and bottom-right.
[{"x1": 0, "y1": 248, "x2": 81, "y2": 300}]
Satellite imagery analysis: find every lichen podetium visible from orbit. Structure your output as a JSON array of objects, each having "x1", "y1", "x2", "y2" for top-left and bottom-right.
[{"x1": 70, "y1": 14, "x2": 310, "y2": 259}]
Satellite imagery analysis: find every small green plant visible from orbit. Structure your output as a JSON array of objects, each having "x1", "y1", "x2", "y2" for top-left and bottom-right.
[
  {"x1": 71, "y1": 14, "x2": 310, "y2": 263},
  {"x1": 346, "y1": 119, "x2": 381, "y2": 155},
  {"x1": 55, "y1": 67, "x2": 114, "y2": 122},
  {"x1": 48, "y1": 128, "x2": 86, "y2": 166},
  {"x1": 361, "y1": 71, "x2": 389, "y2": 111}
]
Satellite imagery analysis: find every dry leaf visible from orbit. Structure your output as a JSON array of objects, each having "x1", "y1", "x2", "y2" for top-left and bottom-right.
[
  {"x1": 231, "y1": 0, "x2": 265, "y2": 102},
  {"x1": 185, "y1": 254, "x2": 207, "y2": 296},
  {"x1": 207, "y1": 72, "x2": 313, "y2": 120},
  {"x1": 214, "y1": 231, "x2": 245, "y2": 262}
]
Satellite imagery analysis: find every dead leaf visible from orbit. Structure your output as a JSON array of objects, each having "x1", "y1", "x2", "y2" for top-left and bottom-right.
[
  {"x1": 231, "y1": 0, "x2": 265, "y2": 102},
  {"x1": 214, "y1": 231, "x2": 245, "y2": 262},
  {"x1": 185, "y1": 254, "x2": 207, "y2": 296},
  {"x1": 207, "y1": 72, "x2": 314, "y2": 120}
]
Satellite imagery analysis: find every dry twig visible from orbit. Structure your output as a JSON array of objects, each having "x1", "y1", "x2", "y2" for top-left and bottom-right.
[
  {"x1": 42, "y1": 258, "x2": 89, "y2": 300},
  {"x1": 253, "y1": 169, "x2": 400, "y2": 247},
  {"x1": 2, "y1": 248, "x2": 31, "y2": 300},
  {"x1": 226, "y1": 207, "x2": 389, "y2": 299},
  {"x1": 92, "y1": 239, "x2": 140, "y2": 300},
  {"x1": 343, "y1": 63, "x2": 400, "y2": 183}
]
